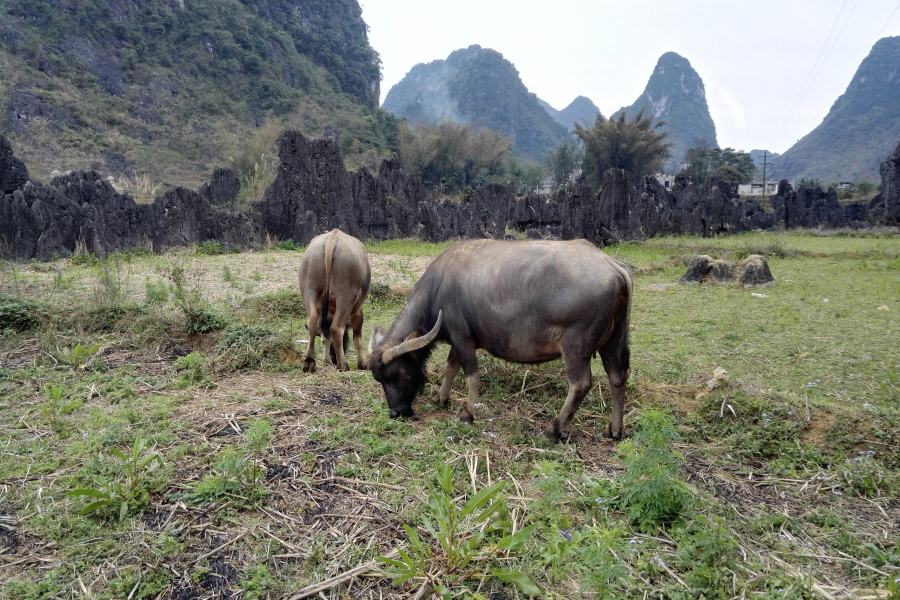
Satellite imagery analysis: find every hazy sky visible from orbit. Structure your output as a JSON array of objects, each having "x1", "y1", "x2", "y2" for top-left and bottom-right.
[{"x1": 361, "y1": 0, "x2": 900, "y2": 154}]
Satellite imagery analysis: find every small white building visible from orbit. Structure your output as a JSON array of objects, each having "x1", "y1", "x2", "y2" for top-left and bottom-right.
[
  {"x1": 738, "y1": 179, "x2": 780, "y2": 196},
  {"x1": 655, "y1": 173, "x2": 676, "y2": 190}
]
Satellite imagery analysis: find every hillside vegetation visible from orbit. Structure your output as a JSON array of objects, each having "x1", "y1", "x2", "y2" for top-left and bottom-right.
[{"x1": 0, "y1": 0, "x2": 399, "y2": 189}]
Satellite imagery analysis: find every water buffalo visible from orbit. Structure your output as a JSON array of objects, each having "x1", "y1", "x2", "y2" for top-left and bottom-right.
[
  {"x1": 298, "y1": 230, "x2": 371, "y2": 372},
  {"x1": 368, "y1": 238, "x2": 633, "y2": 440}
]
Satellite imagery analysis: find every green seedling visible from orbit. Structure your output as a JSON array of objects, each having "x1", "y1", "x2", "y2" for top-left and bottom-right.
[
  {"x1": 39, "y1": 384, "x2": 83, "y2": 430},
  {"x1": 60, "y1": 343, "x2": 101, "y2": 369},
  {"x1": 68, "y1": 434, "x2": 164, "y2": 521},
  {"x1": 378, "y1": 462, "x2": 540, "y2": 599}
]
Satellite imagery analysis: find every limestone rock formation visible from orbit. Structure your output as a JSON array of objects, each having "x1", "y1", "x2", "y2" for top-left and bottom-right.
[
  {"x1": 678, "y1": 255, "x2": 775, "y2": 287},
  {"x1": 0, "y1": 135, "x2": 28, "y2": 194},
  {"x1": 870, "y1": 138, "x2": 900, "y2": 223},
  {"x1": 1, "y1": 169, "x2": 262, "y2": 260},
  {"x1": 3, "y1": 128, "x2": 899, "y2": 262},
  {"x1": 200, "y1": 169, "x2": 242, "y2": 206}
]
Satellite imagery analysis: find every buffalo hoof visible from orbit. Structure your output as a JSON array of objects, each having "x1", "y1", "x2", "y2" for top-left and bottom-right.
[
  {"x1": 459, "y1": 410, "x2": 475, "y2": 424},
  {"x1": 303, "y1": 358, "x2": 316, "y2": 373},
  {"x1": 337, "y1": 364, "x2": 350, "y2": 372},
  {"x1": 357, "y1": 360, "x2": 367, "y2": 370},
  {"x1": 599, "y1": 424, "x2": 622, "y2": 440},
  {"x1": 548, "y1": 418, "x2": 571, "y2": 443}
]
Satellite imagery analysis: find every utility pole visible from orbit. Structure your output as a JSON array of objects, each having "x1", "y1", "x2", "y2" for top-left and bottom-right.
[{"x1": 760, "y1": 151, "x2": 774, "y2": 206}]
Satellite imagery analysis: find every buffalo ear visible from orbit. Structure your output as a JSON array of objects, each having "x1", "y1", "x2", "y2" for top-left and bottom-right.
[
  {"x1": 403, "y1": 331, "x2": 419, "y2": 343},
  {"x1": 369, "y1": 327, "x2": 385, "y2": 354}
]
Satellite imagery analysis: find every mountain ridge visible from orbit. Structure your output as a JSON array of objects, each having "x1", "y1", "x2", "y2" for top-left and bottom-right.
[
  {"x1": 618, "y1": 52, "x2": 718, "y2": 171},
  {"x1": 772, "y1": 35, "x2": 900, "y2": 183},
  {"x1": 382, "y1": 45, "x2": 569, "y2": 160}
]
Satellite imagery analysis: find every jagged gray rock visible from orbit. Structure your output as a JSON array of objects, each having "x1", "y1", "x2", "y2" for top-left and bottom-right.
[
  {"x1": 199, "y1": 168, "x2": 242, "y2": 206},
  {"x1": 2, "y1": 129, "x2": 899, "y2": 262},
  {"x1": 678, "y1": 254, "x2": 775, "y2": 287},
  {"x1": 0, "y1": 134, "x2": 28, "y2": 194},
  {"x1": 870, "y1": 138, "x2": 900, "y2": 224}
]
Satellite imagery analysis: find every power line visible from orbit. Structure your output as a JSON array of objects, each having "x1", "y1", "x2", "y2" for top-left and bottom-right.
[
  {"x1": 792, "y1": 0, "x2": 862, "y2": 120},
  {"x1": 767, "y1": 0, "x2": 849, "y2": 150}
]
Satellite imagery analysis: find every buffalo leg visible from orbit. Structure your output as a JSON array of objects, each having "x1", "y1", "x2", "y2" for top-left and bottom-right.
[
  {"x1": 551, "y1": 352, "x2": 593, "y2": 442},
  {"x1": 303, "y1": 310, "x2": 319, "y2": 373},
  {"x1": 456, "y1": 348, "x2": 480, "y2": 423},
  {"x1": 351, "y1": 311, "x2": 367, "y2": 370},
  {"x1": 329, "y1": 321, "x2": 351, "y2": 371},
  {"x1": 437, "y1": 347, "x2": 461, "y2": 408},
  {"x1": 599, "y1": 327, "x2": 631, "y2": 440}
]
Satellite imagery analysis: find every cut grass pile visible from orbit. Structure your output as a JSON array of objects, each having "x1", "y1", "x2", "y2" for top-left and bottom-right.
[{"x1": 0, "y1": 230, "x2": 898, "y2": 600}]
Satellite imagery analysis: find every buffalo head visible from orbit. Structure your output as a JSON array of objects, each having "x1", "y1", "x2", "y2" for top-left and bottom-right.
[{"x1": 369, "y1": 312, "x2": 442, "y2": 419}]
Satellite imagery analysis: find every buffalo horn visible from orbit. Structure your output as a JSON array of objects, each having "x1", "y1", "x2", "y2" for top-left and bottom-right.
[{"x1": 383, "y1": 311, "x2": 443, "y2": 365}]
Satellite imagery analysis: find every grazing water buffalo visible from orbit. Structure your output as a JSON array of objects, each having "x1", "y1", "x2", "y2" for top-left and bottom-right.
[
  {"x1": 298, "y1": 230, "x2": 371, "y2": 372},
  {"x1": 368, "y1": 239, "x2": 633, "y2": 440}
]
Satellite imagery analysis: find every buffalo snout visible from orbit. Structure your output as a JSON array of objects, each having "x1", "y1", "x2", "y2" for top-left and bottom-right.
[{"x1": 389, "y1": 406, "x2": 414, "y2": 419}]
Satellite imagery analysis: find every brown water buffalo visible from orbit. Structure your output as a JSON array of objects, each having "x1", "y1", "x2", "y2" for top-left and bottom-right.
[
  {"x1": 368, "y1": 238, "x2": 633, "y2": 440},
  {"x1": 298, "y1": 230, "x2": 371, "y2": 372}
]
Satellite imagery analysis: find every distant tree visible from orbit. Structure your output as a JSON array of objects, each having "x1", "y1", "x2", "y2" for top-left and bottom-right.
[
  {"x1": 397, "y1": 121, "x2": 511, "y2": 193},
  {"x1": 468, "y1": 127, "x2": 510, "y2": 181},
  {"x1": 545, "y1": 140, "x2": 583, "y2": 187},
  {"x1": 682, "y1": 146, "x2": 756, "y2": 182},
  {"x1": 398, "y1": 123, "x2": 438, "y2": 178},
  {"x1": 574, "y1": 109, "x2": 672, "y2": 188},
  {"x1": 855, "y1": 179, "x2": 876, "y2": 198},
  {"x1": 713, "y1": 166, "x2": 747, "y2": 190},
  {"x1": 503, "y1": 155, "x2": 547, "y2": 195}
]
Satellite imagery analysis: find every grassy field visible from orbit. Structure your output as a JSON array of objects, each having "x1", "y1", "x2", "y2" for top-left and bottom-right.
[{"x1": 1, "y1": 231, "x2": 898, "y2": 600}]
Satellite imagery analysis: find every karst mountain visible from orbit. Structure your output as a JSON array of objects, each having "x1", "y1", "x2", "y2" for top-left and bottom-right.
[
  {"x1": 382, "y1": 45, "x2": 569, "y2": 160},
  {"x1": 618, "y1": 52, "x2": 719, "y2": 172},
  {"x1": 538, "y1": 96, "x2": 601, "y2": 131},
  {"x1": 773, "y1": 35, "x2": 900, "y2": 183}
]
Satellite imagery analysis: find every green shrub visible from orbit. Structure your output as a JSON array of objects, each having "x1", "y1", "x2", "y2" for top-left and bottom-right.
[
  {"x1": 196, "y1": 241, "x2": 224, "y2": 255},
  {"x1": 214, "y1": 323, "x2": 289, "y2": 371},
  {"x1": 244, "y1": 288, "x2": 305, "y2": 320},
  {"x1": 275, "y1": 239, "x2": 300, "y2": 251},
  {"x1": 184, "y1": 308, "x2": 228, "y2": 334},
  {"x1": 82, "y1": 303, "x2": 147, "y2": 332},
  {"x1": 145, "y1": 281, "x2": 169, "y2": 305},
  {"x1": 240, "y1": 565, "x2": 279, "y2": 600},
  {"x1": 673, "y1": 516, "x2": 739, "y2": 597},
  {"x1": 39, "y1": 384, "x2": 83, "y2": 432},
  {"x1": 0, "y1": 293, "x2": 45, "y2": 331},
  {"x1": 174, "y1": 352, "x2": 210, "y2": 388},
  {"x1": 615, "y1": 409, "x2": 691, "y2": 533},
  {"x1": 178, "y1": 420, "x2": 271, "y2": 508},
  {"x1": 378, "y1": 462, "x2": 540, "y2": 599}
]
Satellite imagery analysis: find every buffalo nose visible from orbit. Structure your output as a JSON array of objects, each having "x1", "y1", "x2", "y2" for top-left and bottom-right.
[{"x1": 389, "y1": 410, "x2": 399, "y2": 419}]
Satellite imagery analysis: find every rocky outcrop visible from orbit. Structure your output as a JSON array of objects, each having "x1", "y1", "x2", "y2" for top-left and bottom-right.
[
  {"x1": 678, "y1": 255, "x2": 775, "y2": 287},
  {"x1": 0, "y1": 134, "x2": 28, "y2": 194},
  {"x1": 2, "y1": 129, "x2": 899, "y2": 262},
  {"x1": 199, "y1": 168, "x2": 242, "y2": 206},
  {"x1": 1, "y1": 168, "x2": 263, "y2": 260},
  {"x1": 770, "y1": 181, "x2": 849, "y2": 228},
  {"x1": 256, "y1": 130, "x2": 513, "y2": 244},
  {"x1": 870, "y1": 138, "x2": 900, "y2": 224}
]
